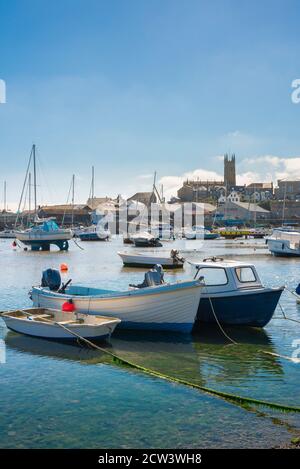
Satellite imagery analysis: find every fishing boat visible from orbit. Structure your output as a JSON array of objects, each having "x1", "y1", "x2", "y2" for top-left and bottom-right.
[
  {"x1": 78, "y1": 224, "x2": 110, "y2": 241},
  {"x1": 184, "y1": 225, "x2": 220, "y2": 240},
  {"x1": 0, "y1": 308, "x2": 120, "y2": 341},
  {"x1": 30, "y1": 269, "x2": 203, "y2": 333},
  {"x1": 131, "y1": 231, "x2": 162, "y2": 247},
  {"x1": 191, "y1": 257, "x2": 284, "y2": 327},
  {"x1": 265, "y1": 228, "x2": 300, "y2": 256},
  {"x1": 15, "y1": 145, "x2": 73, "y2": 251},
  {"x1": 118, "y1": 249, "x2": 184, "y2": 268}
]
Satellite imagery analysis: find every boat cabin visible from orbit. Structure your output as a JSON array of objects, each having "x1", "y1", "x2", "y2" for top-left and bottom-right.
[{"x1": 192, "y1": 258, "x2": 263, "y2": 294}]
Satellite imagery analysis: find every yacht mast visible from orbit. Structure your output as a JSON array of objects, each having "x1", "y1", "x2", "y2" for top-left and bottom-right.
[
  {"x1": 71, "y1": 174, "x2": 75, "y2": 227},
  {"x1": 33, "y1": 144, "x2": 37, "y2": 219}
]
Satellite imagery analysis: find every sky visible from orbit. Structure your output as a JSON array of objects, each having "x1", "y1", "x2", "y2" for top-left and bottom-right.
[{"x1": 1, "y1": 0, "x2": 300, "y2": 208}]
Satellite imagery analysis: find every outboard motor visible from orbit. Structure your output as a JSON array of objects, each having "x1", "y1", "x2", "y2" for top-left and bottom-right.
[
  {"x1": 296, "y1": 283, "x2": 300, "y2": 296},
  {"x1": 41, "y1": 269, "x2": 61, "y2": 291},
  {"x1": 130, "y1": 264, "x2": 165, "y2": 289}
]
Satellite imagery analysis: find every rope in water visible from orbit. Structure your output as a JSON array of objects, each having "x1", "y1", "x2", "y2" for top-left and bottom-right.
[{"x1": 55, "y1": 321, "x2": 300, "y2": 414}]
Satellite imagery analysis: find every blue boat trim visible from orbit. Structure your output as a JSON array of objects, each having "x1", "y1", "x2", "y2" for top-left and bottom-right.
[{"x1": 195, "y1": 288, "x2": 283, "y2": 328}]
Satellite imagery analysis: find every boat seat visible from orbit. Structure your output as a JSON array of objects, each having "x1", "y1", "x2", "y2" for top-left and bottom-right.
[
  {"x1": 32, "y1": 314, "x2": 53, "y2": 320},
  {"x1": 56, "y1": 320, "x2": 78, "y2": 325}
]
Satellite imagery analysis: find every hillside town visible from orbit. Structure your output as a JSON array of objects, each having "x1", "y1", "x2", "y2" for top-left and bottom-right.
[{"x1": 1, "y1": 153, "x2": 300, "y2": 230}]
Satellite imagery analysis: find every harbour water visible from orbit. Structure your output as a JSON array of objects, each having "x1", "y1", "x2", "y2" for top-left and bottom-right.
[{"x1": 1, "y1": 237, "x2": 300, "y2": 448}]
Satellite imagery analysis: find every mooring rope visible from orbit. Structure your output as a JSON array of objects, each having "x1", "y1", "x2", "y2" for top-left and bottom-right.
[
  {"x1": 72, "y1": 238, "x2": 84, "y2": 250},
  {"x1": 54, "y1": 321, "x2": 300, "y2": 414}
]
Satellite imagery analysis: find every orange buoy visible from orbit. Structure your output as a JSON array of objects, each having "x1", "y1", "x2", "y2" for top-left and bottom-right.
[{"x1": 60, "y1": 263, "x2": 68, "y2": 272}]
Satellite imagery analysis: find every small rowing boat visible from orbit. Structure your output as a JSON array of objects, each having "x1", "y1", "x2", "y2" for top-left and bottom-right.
[
  {"x1": 118, "y1": 250, "x2": 184, "y2": 268},
  {"x1": 0, "y1": 308, "x2": 120, "y2": 341}
]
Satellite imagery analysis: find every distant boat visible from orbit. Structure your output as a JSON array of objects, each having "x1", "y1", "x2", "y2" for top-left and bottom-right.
[
  {"x1": 130, "y1": 231, "x2": 162, "y2": 247},
  {"x1": 191, "y1": 257, "x2": 284, "y2": 327},
  {"x1": 184, "y1": 226, "x2": 220, "y2": 240},
  {"x1": 118, "y1": 250, "x2": 184, "y2": 268},
  {"x1": 0, "y1": 229, "x2": 16, "y2": 239},
  {"x1": 0, "y1": 308, "x2": 120, "y2": 341},
  {"x1": 15, "y1": 145, "x2": 72, "y2": 251},
  {"x1": 78, "y1": 225, "x2": 110, "y2": 241},
  {"x1": 265, "y1": 228, "x2": 300, "y2": 256},
  {"x1": 16, "y1": 219, "x2": 72, "y2": 251},
  {"x1": 30, "y1": 275, "x2": 203, "y2": 333}
]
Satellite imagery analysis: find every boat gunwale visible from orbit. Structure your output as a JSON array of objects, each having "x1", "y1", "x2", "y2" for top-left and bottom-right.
[{"x1": 31, "y1": 279, "x2": 203, "y2": 301}]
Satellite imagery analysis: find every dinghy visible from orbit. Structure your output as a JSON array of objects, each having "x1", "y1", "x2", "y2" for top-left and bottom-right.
[
  {"x1": 30, "y1": 269, "x2": 203, "y2": 333},
  {"x1": 118, "y1": 250, "x2": 184, "y2": 268},
  {"x1": 0, "y1": 308, "x2": 120, "y2": 341}
]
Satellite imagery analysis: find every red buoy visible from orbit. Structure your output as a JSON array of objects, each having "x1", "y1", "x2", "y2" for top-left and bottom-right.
[
  {"x1": 62, "y1": 299, "x2": 75, "y2": 313},
  {"x1": 60, "y1": 263, "x2": 69, "y2": 272}
]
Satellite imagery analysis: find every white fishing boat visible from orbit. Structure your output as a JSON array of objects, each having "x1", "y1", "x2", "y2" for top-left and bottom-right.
[
  {"x1": 265, "y1": 228, "x2": 300, "y2": 256},
  {"x1": 0, "y1": 308, "x2": 120, "y2": 341},
  {"x1": 30, "y1": 269, "x2": 203, "y2": 333},
  {"x1": 118, "y1": 250, "x2": 184, "y2": 268}
]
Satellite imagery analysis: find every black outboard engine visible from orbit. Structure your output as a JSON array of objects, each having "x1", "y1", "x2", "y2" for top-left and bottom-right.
[{"x1": 41, "y1": 269, "x2": 61, "y2": 291}]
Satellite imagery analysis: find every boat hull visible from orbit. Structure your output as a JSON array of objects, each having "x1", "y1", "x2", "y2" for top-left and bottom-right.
[
  {"x1": 118, "y1": 252, "x2": 184, "y2": 269},
  {"x1": 79, "y1": 233, "x2": 109, "y2": 241},
  {"x1": 194, "y1": 288, "x2": 283, "y2": 328},
  {"x1": 266, "y1": 236, "x2": 300, "y2": 257},
  {"x1": 31, "y1": 281, "x2": 202, "y2": 333},
  {"x1": 2, "y1": 316, "x2": 119, "y2": 340}
]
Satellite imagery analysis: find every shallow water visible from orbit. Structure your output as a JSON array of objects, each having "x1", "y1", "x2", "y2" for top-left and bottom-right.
[{"x1": 0, "y1": 236, "x2": 300, "y2": 448}]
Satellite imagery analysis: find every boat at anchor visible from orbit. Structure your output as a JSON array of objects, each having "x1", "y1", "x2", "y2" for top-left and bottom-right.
[
  {"x1": 191, "y1": 257, "x2": 284, "y2": 328},
  {"x1": 30, "y1": 268, "x2": 203, "y2": 333},
  {"x1": 265, "y1": 228, "x2": 300, "y2": 257},
  {"x1": 0, "y1": 308, "x2": 120, "y2": 341},
  {"x1": 15, "y1": 144, "x2": 72, "y2": 251},
  {"x1": 118, "y1": 249, "x2": 184, "y2": 268}
]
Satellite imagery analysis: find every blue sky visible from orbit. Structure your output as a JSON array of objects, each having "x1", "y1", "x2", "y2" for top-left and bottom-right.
[{"x1": 1, "y1": 0, "x2": 300, "y2": 207}]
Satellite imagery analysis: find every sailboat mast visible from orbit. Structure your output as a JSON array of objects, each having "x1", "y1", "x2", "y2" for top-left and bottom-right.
[
  {"x1": 28, "y1": 172, "x2": 31, "y2": 224},
  {"x1": 4, "y1": 180, "x2": 6, "y2": 212},
  {"x1": 3, "y1": 180, "x2": 6, "y2": 225},
  {"x1": 33, "y1": 144, "x2": 37, "y2": 218},
  {"x1": 92, "y1": 166, "x2": 95, "y2": 204},
  {"x1": 71, "y1": 174, "x2": 75, "y2": 226}
]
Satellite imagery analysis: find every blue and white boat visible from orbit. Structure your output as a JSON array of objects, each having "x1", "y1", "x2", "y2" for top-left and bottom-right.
[
  {"x1": 30, "y1": 273, "x2": 203, "y2": 333},
  {"x1": 16, "y1": 219, "x2": 72, "y2": 251},
  {"x1": 191, "y1": 258, "x2": 284, "y2": 328},
  {"x1": 265, "y1": 228, "x2": 300, "y2": 257},
  {"x1": 77, "y1": 224, "x2": 111, "y2": 241}
]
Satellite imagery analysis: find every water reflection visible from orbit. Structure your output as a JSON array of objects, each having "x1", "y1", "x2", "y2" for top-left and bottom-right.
[{"x1": 4, "y1": 324, "x2": 283, "y2": 393}]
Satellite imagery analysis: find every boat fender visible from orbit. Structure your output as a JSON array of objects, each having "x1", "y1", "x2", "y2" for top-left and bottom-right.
[{"x1": 62, "y1": 299, "x2": 76, "y2": 313}]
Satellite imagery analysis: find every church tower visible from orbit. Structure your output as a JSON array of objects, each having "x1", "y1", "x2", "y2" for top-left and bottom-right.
[{"x1": 224, "y1": 153, "x2": 236, "y2": 189}]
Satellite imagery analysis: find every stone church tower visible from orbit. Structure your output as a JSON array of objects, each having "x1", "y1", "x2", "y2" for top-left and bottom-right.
[{"x1": 224, "y1": 153, "x2": 236, "y2": 189}]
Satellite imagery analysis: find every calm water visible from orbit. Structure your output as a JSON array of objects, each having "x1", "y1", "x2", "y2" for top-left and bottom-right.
[{"x1": 1, "y1": 236, "x2": 300, "y2": 448}]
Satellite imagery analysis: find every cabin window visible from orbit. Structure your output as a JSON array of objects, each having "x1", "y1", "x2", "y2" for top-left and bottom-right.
[
  {"x1": 198, "y1": 267, "x2": 228, "y2": 286},
  {"x1": 235, "y1": 267, "x2": 256, "y2": 283}
]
